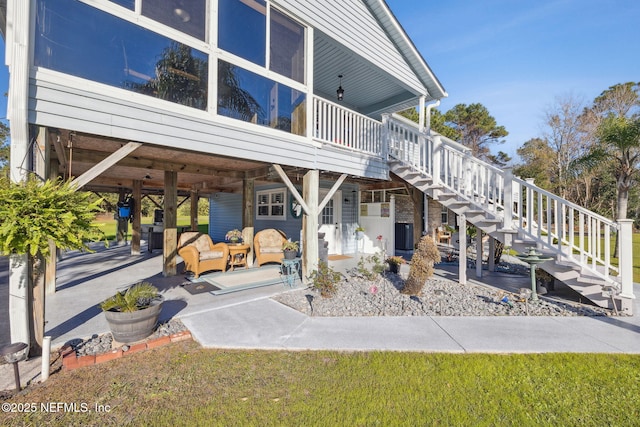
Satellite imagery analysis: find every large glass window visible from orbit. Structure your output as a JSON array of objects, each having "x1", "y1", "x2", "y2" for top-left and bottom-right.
[
  {"x1": 270, "y1": 9, "x2": 305, "y2": 84},
  {"x1": 142, "y1": 0, "x2": 207, "y2": 41},
  {"x1": 218, "y1": 0, "x2": 266, "y2": 66},
  {"x1": 35, "y1": 0, "x2": 208, "y2": 110},
  {"x1": 218, "y1": 61, "x2": 306, "y2": 135}
]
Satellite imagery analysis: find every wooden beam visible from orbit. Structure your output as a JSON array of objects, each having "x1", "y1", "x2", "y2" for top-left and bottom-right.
[
  {"x1": 163, "y1": 171, "x2": 178, "y2": 276},
  {"x1": 190, "y1": 189, "x2": 199, "y2": 231},
  {"x1": 243, "y1": 178, "x2": 255, "y2": 229},
  {"x1": 272, "y1": 164, "x2": 310, "y2": 215},
  {"x1": 70, "y1": 142, "x2": 142, "y2": 189},
  {"x1": 319, "y1": 174, "x2": 347, "y2": 212},
  {"x1": 69, "y1": 148, "x2": 245, "y2": 179},
  {"x1": 131, "y1": 180, "x2": 142, "y2": 255}
]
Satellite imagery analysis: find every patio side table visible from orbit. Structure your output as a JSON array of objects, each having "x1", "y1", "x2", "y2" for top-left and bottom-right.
[
  {"x1": 228, "y1": 243, "x2": 250, "y2": 271},
  {"x1": 281, "y1": 257, "x2": 301, "y2": 288}
]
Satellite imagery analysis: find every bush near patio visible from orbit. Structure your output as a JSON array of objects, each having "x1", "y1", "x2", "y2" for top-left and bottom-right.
[{"x1": 401, "y1": 235, "x2": 441, "y2": 295}]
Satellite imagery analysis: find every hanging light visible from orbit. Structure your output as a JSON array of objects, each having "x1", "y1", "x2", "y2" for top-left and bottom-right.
[{"x1": 336, "y1": 75, "x2": 344, "y2": 101}]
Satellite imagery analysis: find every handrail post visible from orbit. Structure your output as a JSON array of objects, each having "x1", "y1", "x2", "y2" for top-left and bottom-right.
[
  {"x1": 432, "y1": 134, "x2": 441, "y2": 184},
  {"x1": 381, "y1": 114, "x2": 390, "y2": 161},
  {"x1": 502, "y1": 167, "x2": 514, "y2": 230},
  {"x1": 617, "y1": 219, "x2": 635, "y2": 312}
]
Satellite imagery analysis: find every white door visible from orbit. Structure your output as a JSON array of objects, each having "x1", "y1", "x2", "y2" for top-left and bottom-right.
[{"x1": 318, "y1": 190, "x2": 342, "y2": 254}]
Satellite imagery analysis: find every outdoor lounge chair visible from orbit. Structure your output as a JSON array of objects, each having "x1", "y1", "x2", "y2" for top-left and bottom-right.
[
  {"x1": 178, "y1": 232, "x2": 230, "y2": 278},
  {"x1": 253, "y1": 229, "x2": 287, "y2": 266}
]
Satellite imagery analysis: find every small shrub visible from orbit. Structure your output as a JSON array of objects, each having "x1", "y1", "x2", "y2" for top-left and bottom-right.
[
  {"x1": 356, "y1": 252, "x2": 385, "y2": 280},
  {"x1": 401, "y1": 236, "x2": 440, "y2": 295},
  {"x1": 308, "y1": 261, "x2": 342, "y2": 298}
]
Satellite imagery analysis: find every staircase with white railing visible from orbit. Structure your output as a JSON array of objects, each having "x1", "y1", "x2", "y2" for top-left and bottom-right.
[{"x1": 383, "y1": 113, "x2": 635, "y2": 314}]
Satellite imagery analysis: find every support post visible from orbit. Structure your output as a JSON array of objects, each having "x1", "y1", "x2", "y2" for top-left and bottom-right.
[
  {"x1": 163, "y1": 171, "x2": 178, "y2": 276},
  {"x1": 475, "y1": 230, "x2": 483, "y2": 278},
  {"x1": 488, "y1": 237, "x2": 496, "y2": 272},
  {"x1": 502, "y1": 167, "x2": 514, "y2": 230},
  {"x1": 617, "y1": 219, "x2": 635, "y2": 314},
  {"x1": 131, "y1": 180, "x2": 142, "y2": 255},
  {"x1": 432, "y1": 135, "x2": 442, "y2": 197},
  {"x1": 190, "y1": 189, "x2": 199, "y2": 231},
  {"x1": 302, "y1": 170, "x2": 319, "y2": 284},
  {"x1": 7, "y1": 0, "x2": 33, "y2": 354},
  {"x1": 459, "y1": 214, "x2": 467, "y2": 285}
]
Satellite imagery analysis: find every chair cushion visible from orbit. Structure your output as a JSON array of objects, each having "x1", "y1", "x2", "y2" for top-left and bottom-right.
[
  {"x1": 199, "y1": 250, "x2": 224, "y2": 260},
  {"x1": 194, "y1": 236, "x2": 212, "y2": 253},
  {"x1": 258, "y1": 230, "x2": 283, "y2": 248},
  {"x1": 261, "y1": 246, "x2": 282, "y2": 253}
]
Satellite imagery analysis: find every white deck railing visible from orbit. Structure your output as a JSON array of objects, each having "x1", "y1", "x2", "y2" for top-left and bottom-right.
[
  {"x1": 381, "y1": 113, "x2": 631, "y2": 295},
  {"x1": 313, "y1": 102, "x2": 632, "y2": 303},
  {"x1": 513, "y1": 177, "x2": 619, "y2": 282},
  {"x1": 313, "y1": 97, "x2": 382, "y2": 155}
]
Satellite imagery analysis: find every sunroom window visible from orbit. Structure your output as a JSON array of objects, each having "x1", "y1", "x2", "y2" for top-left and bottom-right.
[
  {"x1": 218, "y1": 0, "x2": 267, "y2": 66},
  {"x1": 142, "y1": 0, "x2": 208, "y2": 41},
  {"x1": 218, "y1": 0, "x2": 305, "y2": 83},
  {"x1": 34, "y1": 0, "x2": 208, "y2": 110},
  {"x1": 218, "y1": 61, "x2": 306, "y2": 135}
]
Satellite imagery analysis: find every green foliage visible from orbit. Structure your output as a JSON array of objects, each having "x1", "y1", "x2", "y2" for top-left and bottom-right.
[
  {"x1": 356, "y1": 252, "x2": 385, "y2": 280},
  {"x1": 402, "y1": 236, "x2": 441, "y2": 295},
  {"x1": 99, "y1": 282, "x2": 160, "y2": 313},
  {"x1": 442, "y1": 103, "x2": 508, "y2": 160},
  {"x1": 514, "y1": 138, "x2": 556, "y2": 190},
  {"x1": 0, "y1": 121, "x2": 9, "y2": 177},
  {"x1": 0, "y1": 176, "x2": 106, "y2": 257},
  {"x1": 282, "y1": 239, "x2": 299, "y2": 251},
  {"x1": 308, "y1": 261, "x2": 342, "y2": 298}
]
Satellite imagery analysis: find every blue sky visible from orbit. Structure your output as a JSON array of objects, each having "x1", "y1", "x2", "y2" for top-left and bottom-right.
[
  {"x1": 387, "y1": 0, "x2": 640, "y2": 159},
  {"x1": 2, "y1": 1, "x2": 639, "y2": 161}
]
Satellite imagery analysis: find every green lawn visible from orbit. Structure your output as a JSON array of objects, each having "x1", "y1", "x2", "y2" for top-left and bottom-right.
[
  {"x1": 4, "y1": 342, "x2": 639, "y2": 426},
  {"x1": 92, "y1": 216, "x2": 209, "y2": 241}
]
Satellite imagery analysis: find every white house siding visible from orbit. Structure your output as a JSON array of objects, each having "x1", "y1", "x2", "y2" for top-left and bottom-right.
[
  {"x1": 30, "y1": 74, "x2": 393, "y2": 179},
  {"x1": 275, "y1": 0, "x2": 424, "y2": 94}
]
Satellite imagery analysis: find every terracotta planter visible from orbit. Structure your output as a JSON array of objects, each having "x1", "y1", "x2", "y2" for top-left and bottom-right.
[{"x1": 104, "y1": 298, "x2": 163, "y2": 343}]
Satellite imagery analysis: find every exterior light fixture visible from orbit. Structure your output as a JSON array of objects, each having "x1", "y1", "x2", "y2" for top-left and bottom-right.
[{"x1": 336, "y1": 75, "x2": 344, "y2": 101}]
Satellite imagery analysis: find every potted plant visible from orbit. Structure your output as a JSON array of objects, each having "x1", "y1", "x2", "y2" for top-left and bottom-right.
[
  {"x1": 386, "y1": 256, "x2": 406, "y2": 274},
  {"x1": 355, "y1": 226, "x2": 365, "y2": 240},
  {"x1": 225, "y1": 229, "x2": 243, "y2": 244},
  {"x1": 282, "y1": 239, "x2": 299, "y2": 259},
  {"x1": 100, "y1": 282, "x2": 163, "y2": 343}
]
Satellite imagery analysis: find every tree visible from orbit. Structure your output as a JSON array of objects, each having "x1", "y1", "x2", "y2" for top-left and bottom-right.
[
  {"x1": 441, "y1": 103, "x2": 508, "y2": 161},
  {"x1": 398, "y1": 104, "x2": 508, "y2": 163},
  {"x1": 584, "y1": 116, "x2": 640, "y2": 222},
  {"x1": 514, "y1": 138, "x2": 555, "y2": 189},
  {"x1": 542, "y1": 94, "x2": 589, "y2": 199},
  {"x1": 577, "y1": 83, "x2": 640, "y2": 222}
]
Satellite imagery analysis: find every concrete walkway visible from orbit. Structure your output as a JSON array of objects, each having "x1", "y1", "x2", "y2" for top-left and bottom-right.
[{"x1": 2, "y1": 244, "x2": 639, "y2": 392}]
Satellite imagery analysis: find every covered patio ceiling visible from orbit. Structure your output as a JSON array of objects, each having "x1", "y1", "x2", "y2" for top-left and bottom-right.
[{"x1": 48, "y1": 129, "x2": 393, "y2": 196}]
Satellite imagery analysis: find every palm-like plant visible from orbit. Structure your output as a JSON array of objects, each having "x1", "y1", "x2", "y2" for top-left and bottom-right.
[{"x1": 100, "y1": 282, "x2": 160, "y2": 313}]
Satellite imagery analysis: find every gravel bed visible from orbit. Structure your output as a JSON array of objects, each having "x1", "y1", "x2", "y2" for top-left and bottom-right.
[
  {"x1": 68, "y1": 318, "x2": 188, "y2": 357},
  {"x1": 273, "y1": 265, "x2": 613, "y2": 318}
]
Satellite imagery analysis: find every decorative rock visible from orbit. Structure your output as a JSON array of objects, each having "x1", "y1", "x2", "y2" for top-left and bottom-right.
[{"x1": 273, "y1": 262, "x2": 614, "y2": 318}]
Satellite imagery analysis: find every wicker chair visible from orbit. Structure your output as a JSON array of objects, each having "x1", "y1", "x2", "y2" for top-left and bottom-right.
[
  {"x1": 253, "y1": 229, "x2": 287, "y2": 266},
  {"x1": 178, "y1": 232, "x2": 229, "y2": 278}
]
